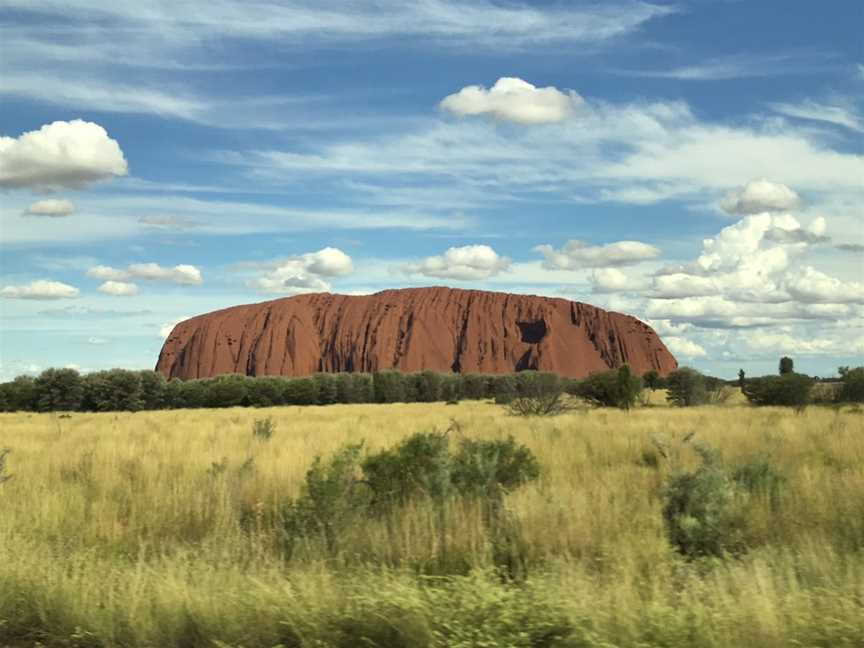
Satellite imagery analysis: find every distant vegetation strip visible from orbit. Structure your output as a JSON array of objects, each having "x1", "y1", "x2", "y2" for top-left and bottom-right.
[{"x1": 1, "y1": 361, "x2": 861, "y2": 413}]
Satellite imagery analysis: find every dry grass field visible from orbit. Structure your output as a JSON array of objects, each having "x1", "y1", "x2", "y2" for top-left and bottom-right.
[{"x1": 1, "y1": 398, "x2": 862, "y2": 647}]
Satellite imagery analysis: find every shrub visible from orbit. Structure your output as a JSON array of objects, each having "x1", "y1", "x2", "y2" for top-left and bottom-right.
[
  {"x1": 252, "y1": 417, "x2": 276, "y2": 441},
  {"x1": 451, "y1": 437, "x2": 540, "y2": 498},
  {"x1": 313, "y1": 373, "x2": 339, "y2": 405},
  {"x1": 838, "y1": 366, "x2": 864, "y2": 403},
  {"x1": 0, "y1": 448, "x2": 12, "y2": 485},
  {"x1": 281, "y1": 443, "x2": 369, "y2": 553},
  {"x1": 204, "y1": 374, "x2": 249, "y2": 408},
  {"x1": 175, "y1": 379, "x2": 208, "y2": 408},
  {"x1": 642, "y1": 369, "x2": 661, "y2": 391},
  {"x1": 415, "y1": 370, "x2": 443, "y2": 402},
  {"x1": 245, "y1": 376, "x2": 286, "y2": 407},
  {"x1": 462, "y1": 374, "x2": 490, "y2": 400},
  {"x1": 661, "y1": 444, "x2": 744, "y2": 557},
  {"x1": 82, "y1": 369, "x2": 143, "y2": 411},
  {"x1": 743, "y1": 373, "x2": 813, "y2": 410},
  {"x1": 283, "y1": 377, "x2": 318, "y2": 405},
  {"x1": 373, "y1": 370, "x2": 408, "y2": 403},
  {"x1": 576, "y1": 366, "x2": 641, "y2": 409},
  {"x1": 0, "y1": 375, "x2": 37, "y2": 411},
  {"x1": 138, "y1": 371, "x2": 167, "y2": 410},
  {"x1": 34, "y1": 367, "x2": 84, "y2": 412},
  {"x1": 507, "y1": 372, "x2": 567, "y2": 416},
  {"x1": 731, "y1": 456, "x2": 785, "y2": 509},
  {"x1": 362, "y1": 431, "x2": 453, "y2": 507},
  {"x1": 493, "y1": 375, "x2": 517, "y2": 405},
  {"x1": 666, "y1": 367, "x2": 708, "y2": 407}
]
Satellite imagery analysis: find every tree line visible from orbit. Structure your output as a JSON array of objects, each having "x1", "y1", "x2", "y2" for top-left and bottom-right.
[{"x1": 0, "y1": 360, "x2": 861, "y2": 413}]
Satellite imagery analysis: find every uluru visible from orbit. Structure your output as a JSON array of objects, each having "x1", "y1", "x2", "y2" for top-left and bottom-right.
[{"x1": 156, "y1": 287, "x2": 677, "y2": 380}]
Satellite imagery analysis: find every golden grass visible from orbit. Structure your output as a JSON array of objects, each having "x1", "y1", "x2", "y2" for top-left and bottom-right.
[{"x1": 1, "y1": 400, "x2": 862, "y2": 647}]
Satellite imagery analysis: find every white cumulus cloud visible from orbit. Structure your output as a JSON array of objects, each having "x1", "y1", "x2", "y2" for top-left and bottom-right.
[
  {"x1": 535, "y1": 239, "x2": 661, "y2": 270},
  {"x1": 87, "y1": 263, "x2": 203, "y2": 285},
  {"x1": 720, "y1": 179, "x2": 801, "y2": 215},
  {"x1": 0, "y1": 120, "x2": 127, "y2": 189},
  {"x1": 247, "y1": 247, "x2": 353, "y2": 294},
  {"x1": 98, "y1": 280, "x2": 139, "y2": 296},
  {"x1": 664, "y1": 336, "x2": 708, "y2": 358},
  {"x1": 440, "y1": 77, "x2": 583, "y2": 124},
  {"x1": 785, "y1": 266, "x2": 864, "y2": 304},
  {"x1": 24, "y1": 198, "x2": 75, "y2": 217},
  {"x1": 1, "y1": 279, "x2": 79, "y2": 300},
  {"x1": 402, "y1": 244, "x2": 511, "y2": 280}
]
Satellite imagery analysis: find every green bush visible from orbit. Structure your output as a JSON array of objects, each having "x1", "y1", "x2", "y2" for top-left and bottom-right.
[
  {"x1": 252, "y1": 417, "x2": 276, "y2": 441},
  {"x1": 662, "y1": 444, "x2": 744, "y2": 557},
  {"x1": 666, "y1": 367, "x2": 708, "y2": 407},
  {"x1": 245, "y1": 376, "x2": 285, "y2": 407},
  {"x1": 451, "y1": 437, "x2": 540, "y2": 497},
  {"x1": 313, "y1": 373, "x2": 339, "y2": 405},
  {"x1": 34, "y1": 368, "x2": 84, "y2": 412},
  {"x1": 838, "y1": 366, "x2": 864, "y2": 403},
  {"x1": 373, "y1": 370, "x2": 408, "y2": 403},
  {"x1": 576, "y1": 366, "x2": 641, "y2": 409},
  {"x1": 642, "y1": 369, "x2": 661, "y2": 391},
  {"x1": 203, "y1": 374, "x2": 249, "y2": 408},
  {"x1": 281, "y1": 443, "x2": 369, "y2": 553},
  {"x1": 138, "y1": 371, "x2": 167, "y2": 410},
  {"x1": 82, "y1": 369, "x2": 143, "y2": 411},
  {"x1": 731, "y1": 456, "x2": 785, "y2": 509},
  {"x1": 743, "y1": 373, "x2": 813, "y2": 410},
  {"x1": 0, "y1": 375, "x2": 37, "y2": 411},
  {"x1": 362, "y1": 431, "x2": 453, "y2": 507},
  {"x1": 283, "y1": 377, "x2": 318, "y2": 405}
]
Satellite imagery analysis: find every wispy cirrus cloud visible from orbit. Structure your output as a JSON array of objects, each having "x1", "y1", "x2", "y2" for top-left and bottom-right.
[
  {"x1": 4, "y1": 1, "x2": 674, "y2": 50},
  {"x1": 613, "y1": 51, "x2": 837, "y2": 81}
]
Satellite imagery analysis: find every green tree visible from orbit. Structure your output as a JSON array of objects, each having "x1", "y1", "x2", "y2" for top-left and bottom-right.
[
  {"x1": 779, "y1": 356, "x2": 794, "y2": 375},
  {"x1": 82, "y1": 369, "x2": 143, "y2": 411},
  {"x1": 246, "y1": 376, "x2": 286, "y2": 407},
  {"x1": 666, "y1": 367, "x2": 708, "y2": 407},
  {"x1": 204, "y1": 374, "x2": 249, "y2": 408},
  {"x1": 373, "y1": 370, "x2": 407, "y2": 403},
  {"x1": 743, "y1": 373, "x2": 813, "y2": 410},
  {"x1": 0, "y1": 375, "x2": 37, "y2": 411},
  {"x1": 837, "y1": 366, "x2": 864, "y2": 403},
  {"x1": 138, "y1": 371, "x2": 167, "y2": 409},
  {"x1": 284, "y1": 377, "x2": 319, "y2": 405},
  {"x1": 313, "y1": 373, "x2": 339, "y2": 405},
  {"x1": 737, "y1": 369, "x2": 746, "y2": 390},
  {"x1": 34, "y1": 368, "x2": 84, "y2": 412},
  {"x1": 642, "y1": 369, "x2": 661, "y2": 391},
  {"x1": 615, "y1": 365, "x2": 642, "y2": 411}
]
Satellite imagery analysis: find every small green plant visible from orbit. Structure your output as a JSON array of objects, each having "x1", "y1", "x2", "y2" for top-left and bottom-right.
[
  {"x1": 0, "y1": 448, "x2": 12, "y2": 484},
  {"x1": 661, "y1": 444, "x2": 744, "y2": 557},
  {"x1": 731, "y1": 456, "x2": 785, "y2": 510},
  {"x1": 252, "y1": 416, "x2": 275, "y2": 441}
]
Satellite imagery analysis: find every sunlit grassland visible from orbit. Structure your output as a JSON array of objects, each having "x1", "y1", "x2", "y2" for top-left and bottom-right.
[{"x1": 1, "y1": 399, "x2": 862, "y2": 647}]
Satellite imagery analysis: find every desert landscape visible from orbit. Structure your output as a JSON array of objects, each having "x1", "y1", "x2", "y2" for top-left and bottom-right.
[
  {"x1": 2, "y1": 397, "x2": 862, "y2": 647},
  {"x1": 2, "y1": 1, "x2": 862, "y2": 646}
]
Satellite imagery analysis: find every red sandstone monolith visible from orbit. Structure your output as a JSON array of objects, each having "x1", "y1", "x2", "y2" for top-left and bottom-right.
[{"x1": 156, "y1": 287, "x2": 677, "y2": 379}]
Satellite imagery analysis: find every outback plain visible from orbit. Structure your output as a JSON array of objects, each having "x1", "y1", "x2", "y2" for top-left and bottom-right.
[{"x1": 1, "y1": 396, "x2": 862, "y2": 647}]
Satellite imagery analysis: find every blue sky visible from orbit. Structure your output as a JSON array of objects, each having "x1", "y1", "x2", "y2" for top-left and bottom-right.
[{"x1": 1, "y1": 0, "x2": 862, "y2": 380}]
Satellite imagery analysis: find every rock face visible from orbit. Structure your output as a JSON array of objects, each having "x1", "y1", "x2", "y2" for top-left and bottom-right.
[{"x1": 156, "y1": 287, "x2": 677, "y2": 380}]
